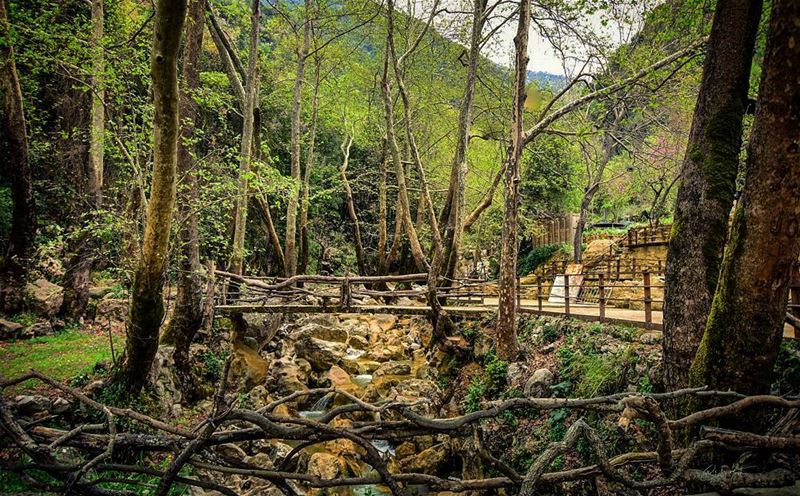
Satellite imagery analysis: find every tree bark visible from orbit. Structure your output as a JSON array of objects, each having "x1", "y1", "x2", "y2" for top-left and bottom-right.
[
  {"x1": 160, "y1": 0, "x2": 205, "y2": 399},
  {"x1": 0, "y1": 0, "x2": 35, "y2": 314},
  {"x1": 256, "y1": 195, "x2": 286, "y2": 275},
  {"x1": 494, "y1": 0, "x2": 530, "y2": 361},
  {"x1": 382, "y1": 1, "x2": 429, "y2": 273},
  {"x1": 440, "y1": 0, "x2": 486, "y2": 282},
  {"x1": 119, "y1": 0, "x2": 187, "y2": 391},
  {"x1": 285, "y1": 0, "x2": 312, "y2": 277},
  {"x1": 689, "y1": 0, "x2": 800, "y2": 396},
  {"x1": 229, "y1": 0, "x2": 260, "y2": 276},
  {"x1": 338, "y1": 136, "x2": 367, "y2": 275},
  {"x1": 662, "y1": 0, "x2": 762, "y2": 392},
  {"x1": 60, "y1": 0, "x2": 105, "y2": 319},
  {"x1": 299, "y1": 58, "x2": 320, "y2": 275}
]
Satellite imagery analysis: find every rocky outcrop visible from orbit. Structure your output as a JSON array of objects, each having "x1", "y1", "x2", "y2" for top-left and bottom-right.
[
  {"x1": 25, "y1": 278, "x2": 64, "y2": 317},
  {"x1": 294, "y1": 335, "x2": 348, "y2": 372}
]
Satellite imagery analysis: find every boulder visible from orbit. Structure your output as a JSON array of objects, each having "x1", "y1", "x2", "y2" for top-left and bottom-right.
[
  {"x1": 268, "y1": 357, "x2": 310, "y2": 397},
  {"x1": 14, "y1": 395, "x2": 51, "y2": 415},
  {"x1": 399, "y1": 443, "x2": 448, "y2": 474},
  {"x1": 327, "y1": 365, "x2": 357, "y2": 393},
  {"x1": 295, "y1": 322, "x2": 349, "y2": 343},
  {"x1": 294, "y1": 335, "x2": 348, "y2": 372},
  {"x1": 524, "y1": 368, "x2": 555, "y2": 397},
  {"x1": 96, "y1": 295, "x2": 128, "y2": 321},
  {"x1": 0, "y1": 318, "x2": 23, "y2": 339},
  {"x1": 242, "y1": 314, "x2": 283, "y2": 348},
  {"x1": 25, "y1": 278, "x2": 64, "y2": 317},
  {"x1": 374, "y1": 361, "x2": 411, "y2": 377},
  {"x1": 37, "y1": 256, "x2": 65, "y2": 279},
  {"x1": 348, "y1": 334, "x2": 369, "y2": 350},
  {"x1": 25, "y1": 321, "x2": 53, "y2": 338},
  {"x1": 506, "y1": 362, "x2": 528, "y2": 388},
  {"x1": 307, "y1": 452, "x2": 343, "y2": 479}
]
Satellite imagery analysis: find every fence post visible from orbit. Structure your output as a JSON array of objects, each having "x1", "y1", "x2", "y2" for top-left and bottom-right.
[
  {"x1": 340, "y1": 278, "x2": 352, "y2": 309},
  {"x1": 627, "y1": 229, "x2": 632, "y2": 247},
  {"x1": 537, "y1": 275, "x2": 543, "y2": 313},
  {"x1": 643, "y1": 271, "x2": 652, "y2": 330},
  {"x1": 516, "y1": 275, "x2": 521, "y2": 308},
  {"x1": 616, "y1": 258, "x2": 621, "y2": 280},
  {"x1": 658, "y1": 259, "x2": 663, "y2": 275},
  {"x1": 564, "y1": 274, "x2": 570, "y2": 318},
  {"x1": 599, "y1": 273, "x2": 605, "y2": 323}
]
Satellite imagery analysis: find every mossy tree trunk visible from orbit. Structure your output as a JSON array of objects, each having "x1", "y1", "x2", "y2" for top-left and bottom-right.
[
  {"x1": 662, "y1": 0, "x2": 762, "y2": 392},
  {"x1": 494, "y1": 0, "x2": 530, "y2": 361},
  {"x1": 161, "y1": 0, "x2": 205, "y2": 398},
  {"x1": 229, "y1": 0, "x2": 260, "y2": 276},
  {"x1": 689, "y1": 0, "x2": 800, "y2": 396},
  {"x1": 61, "y1": 0, "x2": 105, "y2": 319},
  {"x1": 0, "y1": 0, "x2": 36, "y2": 314},
  {"x1": 285, "y1": 0, "x2": 312, "y2": 278},
  {"x1": 299, "y1": 58, "x2": 320, "y2": 275},
  {"x1": 119, "y1": 0, "x2": 187, "y2": 392}
]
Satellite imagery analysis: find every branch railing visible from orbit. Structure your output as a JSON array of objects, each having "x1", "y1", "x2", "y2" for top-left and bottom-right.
[{"x1": 2, "y1": 369, "x2": 799, "y2": 496}]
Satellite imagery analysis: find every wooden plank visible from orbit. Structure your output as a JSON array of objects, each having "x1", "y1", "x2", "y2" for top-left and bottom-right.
[{"x1": 215, "y1": 304, "x2": 494, "y2": 317}]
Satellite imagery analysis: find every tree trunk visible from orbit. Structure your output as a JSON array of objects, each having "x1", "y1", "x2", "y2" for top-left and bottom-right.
[
  {"x1": 285, "y1": 0, "x2": 312, "y2": 277},
  {"x1": 377, "y1": 138, "x2": 388, "y2": 271},
  {"x1": 0, "y1": 0, "x2": 35, "y2": 314},
  {"x1": 440, "y1": 0, "x2": 486, "y2": 282},
  {"x1": 256, "y1": 195, "x2": 286, "y2": 275},
  {"x1": 494, "y1": 0, "x2": 530, "y2": 361},
  {"x1": 338, "y1": 136, "x2": 367, "y2": 275},
  {"x1": 160, "y1": 0, "x2": 205, "y2": 399},
  {"x1": 229, "y1": 0, "x2": 260, "y2": 276},
  {"x1": 689, "y1": 0, "x2": 800, "y2": 396},
  {"x1": 382, "y1": 1, "x2": 429, "y2": 273},
  {"x1": 662, "y1": 0, "x2": 762, "y2": 392},
  {"x1": 60, "y1": 0, "x2": 105, "y2": 319},
  {"x1": 299, "y1": 58, "x2": 320, "y2": 275},
  {"x1": 119, "y1": 0, "x2": 187, "y2": 391}
]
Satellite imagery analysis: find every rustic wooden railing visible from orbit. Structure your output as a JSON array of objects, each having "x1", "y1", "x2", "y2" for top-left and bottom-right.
[{"x1": 623, "y1": 224, "x2": 671, "y2": 247}]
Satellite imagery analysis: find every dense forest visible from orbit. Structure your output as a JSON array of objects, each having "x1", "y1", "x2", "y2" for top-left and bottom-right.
[{"x1": 1, "y1": 0, "x2": 799, "y2": 494}]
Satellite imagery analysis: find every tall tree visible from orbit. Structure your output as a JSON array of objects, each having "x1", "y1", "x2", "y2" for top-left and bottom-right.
[
  {"x1": 160, "y1": 0, "x2": 205, "y2": 396},
  {"x1": 229, "y1": 0, "x2": 260, "y2": 276},
  {"x1": 439, "y1": 0, "x2": 487, "y2": 282},
  {"x1": 60, "y1": 0, "x2": 105, "y2": 318},
  {"x1": 662, "y1": 0, "x2": 762, "y2": 392},
  {"x1": 299, "y1": 57, "x2": 320, "y2": 275},
  {"x1": 119, "y1": 0, "x2": 187, "y2": 391},
  {"x1": 689, "y1": 0, "x2": 800, "y2": 396},
  {"x1": 494, "y1": 0, "x2": 530, "y2": 361},
  {"x1": 0, "y1": 0, "x2": 36, "y2": 314},
  {"x1": 338, "y1": 134, "x2": 367, "y2": 275},
  {"x1": 285, "y1": 0, "x2": 312, "y2": 277}
]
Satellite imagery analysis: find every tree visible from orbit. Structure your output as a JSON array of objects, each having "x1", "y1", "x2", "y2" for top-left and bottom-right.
[
  {"x1": 119, "y1": 0, "x2": 187, "y2": 391},
  {"x1": 229, "y1": 0, "x2": 260, "y2": 276},
  {"x1": 689, "y1": 0, "x2": 800, "y2": 396},
  {"x1": 0, "y1": 0, "x2": 36, "y2": 314},
  {"x1": 60, "y1": 0, "x2": 105, "y2": 319},
  {"x1": 494, "y1": 0, "x2": 530, "y2": 361},
  {"x1": 160, "y1": 0, "x2": 205, "y2": 397},
  {"x1": 285, "y1": 0, "x2": 313, "y2": 277},
  {"x1": 662, "y1": 0, "x2": 763, "y2": 392}
]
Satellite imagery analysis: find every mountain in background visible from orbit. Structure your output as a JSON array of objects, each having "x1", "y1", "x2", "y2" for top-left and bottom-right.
[{"x1": 527, "y1": 70, "x2": 566, "y2": 88}]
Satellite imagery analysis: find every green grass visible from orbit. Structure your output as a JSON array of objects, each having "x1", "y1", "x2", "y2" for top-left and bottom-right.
[{"x1": 0, "y1": 329, "x2": 122, "y2": 392}]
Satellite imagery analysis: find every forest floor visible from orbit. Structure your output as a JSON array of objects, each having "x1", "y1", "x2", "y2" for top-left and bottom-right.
[{"x1": 0, "y1": 325, "x2": 123, "y2": 394}]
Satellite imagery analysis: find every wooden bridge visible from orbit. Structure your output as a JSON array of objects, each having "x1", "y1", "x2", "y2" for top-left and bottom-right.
[
  {"x1": 213, "y1": 266, "x2": 800, "y2": 337},
  {"x1": 214, "y1": 270, "x2": 668, "y2": 330}
]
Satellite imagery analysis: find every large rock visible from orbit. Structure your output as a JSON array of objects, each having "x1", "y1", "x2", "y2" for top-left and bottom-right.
[
  {"x1": 399, "y1": 443, "x2": 448, "y2": 474},
  {"x1": 294, "y1": 335, "x2": 348, "y2": 372},
  {"x1": 242, "y1": 314, "x2": 283, "y2": 348},
  {"x1": 25, "y1": 278, "x2": 64, "y2": 317},
  {"x1": 0, "y1": 318, "x2": 23, "y2": 340},
  {"x1": 25, "y1": 321, "x2": 53, "y2": 338},
  {"x1": 14, "y1": 395, "x2": 51, "y2": 415},
  {"x1": 295, "y1": 322, "x2": 349, "y2": 343},
  {"x1": 96, "y1": 295, "x2": 128, "y2": 321},
  {"x1": 307, "y1": 452, "x2": 343, "y2": 479},
  {"x1": 524, "y1": 368, "x2": 555, "y2": 397},
  {"x1": 268, "y1": 357, "x2": 310, "y2": 397},
  {"x1": 374, "y1": 361, "x2": 411, "y2": 377}
]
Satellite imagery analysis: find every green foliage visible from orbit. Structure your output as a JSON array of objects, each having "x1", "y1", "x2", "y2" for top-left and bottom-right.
[
  {"x1": 773, "y1": 340, "x2": 800, "y2": 395},
  {"x1": 0, "y1": 329, "x2": 122, "y2": 393},
  {"x1": 557, "y1": 340, "x2": 634, "y2": 397},
  {"x1": 464, "y1": 352, "x2": 509, "y2": 412},
  {"x1": 517, "y1": 243, "x2": 563, "y2": 276}
]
